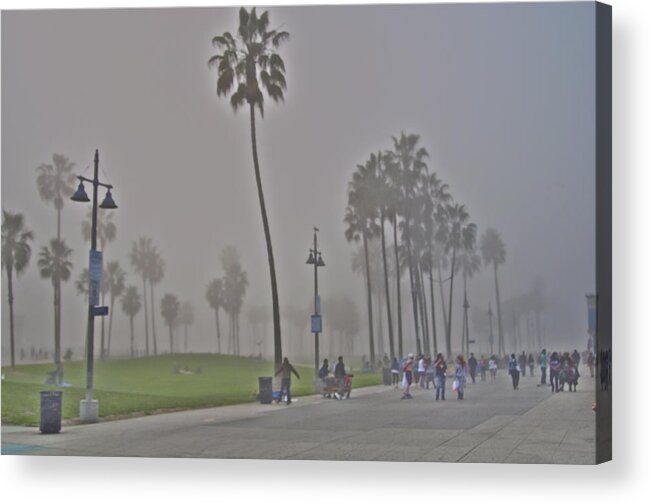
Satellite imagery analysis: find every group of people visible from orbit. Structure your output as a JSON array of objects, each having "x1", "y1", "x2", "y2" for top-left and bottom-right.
[{"x1": 391, "y1": 347, "x2": 597, "y2": 400}]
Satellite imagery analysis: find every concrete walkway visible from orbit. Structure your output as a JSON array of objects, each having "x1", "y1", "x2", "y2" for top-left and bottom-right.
[{"x1": 1, "y1": 370, "x2": 596, "y2": 463}]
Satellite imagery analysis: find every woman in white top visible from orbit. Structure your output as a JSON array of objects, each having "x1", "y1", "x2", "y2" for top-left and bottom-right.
[
  {"x1": 417, "y1": 356, "x2": 426, "y2": 388},
  {"x1": 488, "y1": 357, "x2": 498, "y2": 382}
]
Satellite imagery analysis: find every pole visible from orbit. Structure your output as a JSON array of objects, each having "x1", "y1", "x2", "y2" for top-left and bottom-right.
[
  {"x1": 314, "y1": 229, "x2": 319, "y2": 377},
  {"x1": 83, "y1": 149, "x2": 98, "y2": 414},
  {"x1": 488, "y1": 303, "x2": 494, "y2": 356}
]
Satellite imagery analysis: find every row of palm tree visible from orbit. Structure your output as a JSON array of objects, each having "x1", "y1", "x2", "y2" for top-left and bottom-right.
[
  {"x1": 344, "y1": 132, "x2": 509, "y2": 364},
  {"x1": 205, "y1": 246, "x2": 248, "y2": 356}
]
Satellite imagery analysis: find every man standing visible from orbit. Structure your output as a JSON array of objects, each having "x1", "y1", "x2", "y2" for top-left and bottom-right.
[
  {"x1": 401, "y1": 353, "x2": 415, "y2": 399},
  {"x1": 539, "y1": 349, "x2": 547, "y2": 385},
  {"x1": 518, "y1": 351, "x2": 527, "y2": 377},
  {"x1": 334, "y1": 356, "x2": 346, "y2": 399},
  {"x1": 468, "y1": 353, "x2": 478, "y2": 384},
  {"x1": 275, "y1": 357, "x2": 300, "y2": 405}
]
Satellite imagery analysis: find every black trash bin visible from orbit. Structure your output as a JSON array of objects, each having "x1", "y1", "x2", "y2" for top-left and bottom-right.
[
  {"x1": 382, "y1": 368, "x2": 392, "y2": 386},
  {"x1": 258, "y1": 377, "x2": 273, "y2": 404},
  {"x1": 40, "y1": 390, "x2": 62, "y2": 434}
]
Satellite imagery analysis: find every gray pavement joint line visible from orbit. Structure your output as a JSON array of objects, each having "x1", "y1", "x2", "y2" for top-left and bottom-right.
[
  {"x1": 278, "y1": 428, "x2": 375, "y2": 460},
  {"x1": 453, "y1": 413, "x2": 523, "y2": 463}
]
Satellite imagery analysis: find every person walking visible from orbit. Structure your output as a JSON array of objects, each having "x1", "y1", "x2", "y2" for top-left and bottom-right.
[
  {"x1": 587, "y1": 350, "x2": 595, "y2": 378},
  {"x1": 508, "y1": 353, "x2": 520, "y2": 390},
  {"x1": 454, "y1": 355, "x2": 467, "y2": 400},
  {"x1": 274, "y1": 357, "x2": 300, "y2": 405},
  {"x1": 401, "y1": 353, "x2": 415, "y2": 399},
  {"x1": 468, "y1": 353, "x2": 478, "y2": 384},
  {"x1": 479, "y1": 354, "x2": 487, "y2": 382},
  {"x1": 539, "y1": 349, "x2": 548, "y2": 385},
  {"x1": 489, "y1": 356, "x2": 498, "y2": 382},
  {"x1": 527, "y1": 353, "x2": 535, "y2": 376},
  {"x1": 391, "y1": 356, "x2": 400, "y2": 388},
  {"x1": 572, "y1": 349, "x2": 581, "y2": 370},
  {"x1": 518, "y1": 351, "x2": 527, "y2": 377},
  {"x1": 334, "y1": 356, "x2": 346, "y2": 399},
  {"x1": 417, "y1": 354, "x2": 427, "y2": 389},
  {"x1": 549, "y1": 351, "x2": 561, "y2": 393},
  {"x1": 434, "y1": 353, "x2": 447, "y2": 400}
]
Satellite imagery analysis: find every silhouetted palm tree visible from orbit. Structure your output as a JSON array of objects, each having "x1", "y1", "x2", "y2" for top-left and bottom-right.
[
  {"x1": 75, "y1": 268, "x2": 89, "y2": 302},
  {"x1": 221, "y1": 246, "x2": 248, "y2": 356},
  {"x1": 346, "y1": 152, "x2": 384, "y2": 368},
  {"x1": 209, "y1": 7, "x2": 289, "y2": 371},
  {"x1": 2, "y1": 210, "x2": 34, "y2": 368},
  {"x1": 206, "y1": 278, "x2": 225, "y2": 353},
  {"x1": 440, "y1": 203, "x2": 476, "y2": 357},
  {"x1": 481, "y1": 228, "x2": 506, "y2": 355},
  {"x1": 161, "y1": 293, "x2": 180, "y2": 354},
  {"x1": 147, "y1": 249, "x2": 165, "y2": 356},
  {"x1": 121, "y1": 286, "x2": 141, "y2": 358},
  {"x1": 129, "y1": 237, "x2": 153, "y2": 355},
  {"x1": 105, "y1": 260, "x2": 126, "y2": 358},
  {"x1": 36, "y1": 154, "x2": 76, "y2": 242},
  {"x1": 391, "y1": 132, "x2": 429, "y2": 355},
  {"x1": 38, "y1": 238, "x2": 73, "y2": 364},
  {"x1": 456, "y1": 248, "x2": 481, "y2": 356}
]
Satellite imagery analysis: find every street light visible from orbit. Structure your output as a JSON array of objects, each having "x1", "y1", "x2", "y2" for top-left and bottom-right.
[
  {"x1": 71, "y1": 149, "x2": 117, "y2": 423},
  {"x1": 306, "y1": 227, "x2": 325, "y2": 377}
]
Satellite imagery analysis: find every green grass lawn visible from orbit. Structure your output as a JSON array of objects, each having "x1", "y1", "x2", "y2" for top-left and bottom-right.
[{"x1": 1, "y1": 354, "x2": 382, "y2": 426}]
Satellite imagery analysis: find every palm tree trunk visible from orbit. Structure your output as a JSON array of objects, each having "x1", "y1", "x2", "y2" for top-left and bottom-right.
[
  {"x1": 130, "y1": 315, "x2": 134, "y2": 358},
  {"x1": 248, "y1": 103, "x2": 282, "y2": 371},
  {"x1": 375, "y1": 285, "x2": 385, "y2": 362},
  {"x1": 142, "y1": 275, "x2": 149, "y2": 356},
  {"x1": 150, "y1": 282, "x2": 158, "y2": 356},
  {"x1": 446, "y1": 246, "x2": 457, "y2": 358},
  {"x1": 418, "y1": 263, "x2": 430, "y2": 356},
  {"x1": 362, "y1": 229, "x2": 375, "y2": 369},
  {"x1": 437, "y1": 263, "x2": 449, "y2": 339},
  {"x1": 535, "y1": 310, "x2": 542, "y2": 349},
  {"x1": 107, "y1": 293, "x2": 115, "y2": 359},
  {"x1": 169, "y1": 323, "x2": 173, "y2": 354},
  {"x1": 493, "y1": 262, "x2": 504, "y2": 356},
  {"x1": 428, "y1": 253, "x2": 438, "y2": 356},
  {"x1": 54, "y1": 280, "x2": 61, "y2": 364},
  {"x1": 380, "y1": 213, "x2": 395, "y2": 360},
  {"x1": 405, "y1": 224, "x2": 421, "y2": 355},
  {"x1": 184, "y1": 324, "x2": 188, "y2": 352},
  {"x1": 392, "y1": 214, "x2": 403, "y2": 357},
  {"x1": 214, "y1": 308, "x2": 221, "y2": 353},
  {"x1": 6, "y1": 266, "x2": 16, "y2": 368}
]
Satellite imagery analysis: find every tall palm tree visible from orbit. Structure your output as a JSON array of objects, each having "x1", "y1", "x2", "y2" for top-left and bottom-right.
[
  {"x1": 345, "y1": 155, "x2": 381, "y2": 369},
  {"x1": 105, "y1": 260, "x2": 126, "y2": 358},
  {"x1": 391, "y1": 132, "x2": 429, "y2": 356},
  {"x1": 38, "y1": 238, "x2": 73, "y2": 364},
  {"x1": 1, "y1": 211, "x2": 34, "y2": 368},
  {"x1": 75, "y1": 268, "x2": 89, "y2": 302},
  {"x1": 160, "y1": 293, "x2": 180, "y2": 354},
  {"x1": 455, "y1": 248, "x2": 481, "y2": 356},
  {"x1": 440, "y1": 203, "x2": 477, "y2": 357},
  {"x1": 206, "y1": 278, "x2": 225, "y2": 353},
  {"x1": 147, "y1": 249, "x2": 165, "y2": 356},
  {"x1": 481, "y1": 228, "x2": 507, "y2": 355},
  {"x1": 209, "y1": 7, "x2": 289, "y2": 371},
  {"x1": 129, "y1": 237, "x2": 153, "y2": 355},
  {"x1": 375, "y1": 152, "x2": 396, "y2": 360},
  {"x1": 35, "y1": 154, "x2": 76, "y2": 242},
  {"x1": 121, "y1": 286, "x2": 141, "y2": 358}
]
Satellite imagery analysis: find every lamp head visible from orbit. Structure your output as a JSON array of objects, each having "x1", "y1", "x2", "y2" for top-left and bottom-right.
[
  {"x1": 99, "y1": 189, "x2": 118, "y2": 209},
  {"x1": 70, "y1": 181, "x2": 90, "y2": 203},
  {"x1": 306, "y1": 251, "x2": 315, "y2": 265}
]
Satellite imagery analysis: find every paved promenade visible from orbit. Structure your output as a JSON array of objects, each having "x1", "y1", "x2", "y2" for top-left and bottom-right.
[{"x1": 1, "y1": 370, "x2": 596, "y2": 463}]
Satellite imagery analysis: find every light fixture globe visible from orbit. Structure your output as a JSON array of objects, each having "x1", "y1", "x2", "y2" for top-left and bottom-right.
[
  {"x1": 71, "y1": 181, "x2": 90, "y2": 202},
  {"x1": 316, "y1": 253, "x2": 325, "y2": 267},
  {"x1": 306, "y1": 251, "x2": 315, "y2": 265},
  {"x1": 99, "y1": 189, "x2": 118, "y2": 209}
]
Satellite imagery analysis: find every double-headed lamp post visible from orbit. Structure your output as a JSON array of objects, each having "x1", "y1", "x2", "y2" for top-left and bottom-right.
[
  {"x1": 306, "y1": 227, "x2": 325, "y2": 377},
  {"x1": 71, "y1": 149, "x2": 117, "y2": 423}
]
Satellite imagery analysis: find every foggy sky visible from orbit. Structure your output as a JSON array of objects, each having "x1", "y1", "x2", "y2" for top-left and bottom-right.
[{"x1": 1, "y1": 3, "x2": 596, "y2": 360}]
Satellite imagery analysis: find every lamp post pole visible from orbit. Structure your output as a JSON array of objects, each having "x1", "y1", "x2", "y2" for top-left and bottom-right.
[
  {"x1": 306, "y1": 227, "x2": 325, "y2": 377},
  {"x1": 71, "y1": 149, "x2": 117, "y2": 423},
  {"x1": 313, "y1": 229, "x2": 319, "y2": 376}
]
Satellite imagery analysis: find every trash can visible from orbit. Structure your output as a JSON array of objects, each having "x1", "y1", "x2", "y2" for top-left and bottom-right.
[
  {"x1": 258, "y1": 377, "x2": 273, "y2": 404},
  {"x1": 40, "y1": 390, "x2": 62, "y2": 434},
  {"x1": 382, "y1": 368, "x2": 392, "y2": 386}
]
